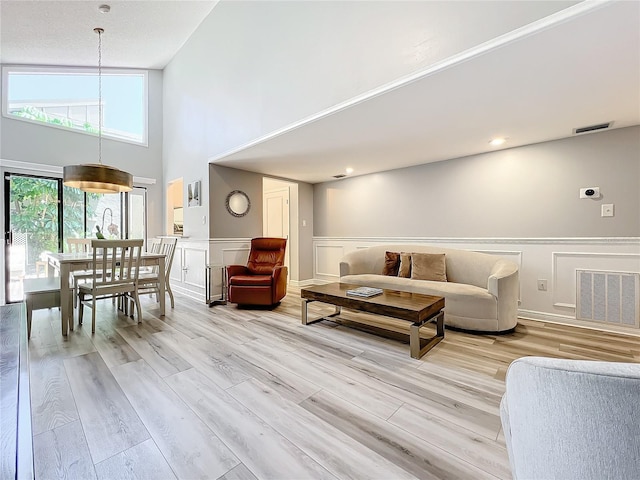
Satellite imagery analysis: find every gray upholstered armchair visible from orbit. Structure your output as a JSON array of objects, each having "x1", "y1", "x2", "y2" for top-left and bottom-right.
[{"x1": 500, "y1": 356, "x2": 640, "y2": 480}]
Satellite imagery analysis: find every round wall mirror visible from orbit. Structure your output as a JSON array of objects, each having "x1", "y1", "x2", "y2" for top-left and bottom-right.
[{"x1": 226, "y1": 190, "x2": 251, "y2": 217}]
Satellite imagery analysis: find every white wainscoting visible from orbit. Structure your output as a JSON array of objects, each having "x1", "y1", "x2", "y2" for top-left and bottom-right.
[
  {"x1": 171, "y1": 238, "x2": 209, "y2": 302},
  {"x1": 313, "y1": 237, "x2": 640, "y2": 335}
]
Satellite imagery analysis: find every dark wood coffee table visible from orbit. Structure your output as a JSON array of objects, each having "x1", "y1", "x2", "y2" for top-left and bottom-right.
[{"x1": 301, "y1": 283, "x2": 445, "y2": 359}]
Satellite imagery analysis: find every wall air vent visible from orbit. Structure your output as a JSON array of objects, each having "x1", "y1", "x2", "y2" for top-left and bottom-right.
[
  {"x1": 332, "y1": 174, "x2": 346, "y2": 179},
  {"x1": 573, "y1": 122, "x2": 612, "y2": 135}
]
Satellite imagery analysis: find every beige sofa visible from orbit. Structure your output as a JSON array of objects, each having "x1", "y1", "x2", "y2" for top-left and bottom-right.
[{"x1": 339, "y1": 245, "x2": 519, "y2": 332}]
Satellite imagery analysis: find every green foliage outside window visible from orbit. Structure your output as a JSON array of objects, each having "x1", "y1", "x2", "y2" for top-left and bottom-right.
[
  {"x1": 11, "y1": 105, "x2": 99, "y2": 134},
  {"x1": 9, "y1": 177, "x2": 99, "y2": 265}
]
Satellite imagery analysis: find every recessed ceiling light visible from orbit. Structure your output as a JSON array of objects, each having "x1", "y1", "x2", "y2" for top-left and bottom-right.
[
  {"x1": 489, "y1": 137, "x2": 506, "y2": 146},
  {"x1": 345, "y1": 167, "x2": 354, "y2": 174},
  {"x1": 98, "y1": 4, "x2": 111, "y2": 13}
]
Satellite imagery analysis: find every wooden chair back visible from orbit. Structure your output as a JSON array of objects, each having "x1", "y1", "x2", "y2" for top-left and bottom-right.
[
  {"x1": 67, "y1": 238, "x2": 92, "y2": 253},
  {"x1": 158, "y1": 237, "x2": 178, "y2": 277},
  {"x1": 90, "y1": 239, "x2": 143, "y2": 286}
]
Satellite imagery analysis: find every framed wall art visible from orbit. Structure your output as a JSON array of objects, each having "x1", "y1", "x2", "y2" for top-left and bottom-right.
[{"x1": 187, "y1": 180, "x2": 201, "y2": 207}]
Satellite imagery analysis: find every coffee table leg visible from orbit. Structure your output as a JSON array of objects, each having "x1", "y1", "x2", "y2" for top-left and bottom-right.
[
  {"x1": 301, "y1": 300, "x2": 341, "y2": 325},
  {"x1": 302, "y1": 299, "x2": 310, "y2": 325},
  {"x1": 410, "y1": 311, "x2": 445, "y2": 359}
]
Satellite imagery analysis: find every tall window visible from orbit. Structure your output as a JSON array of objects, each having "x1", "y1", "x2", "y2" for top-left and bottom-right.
[{"x1": 2, "y1": 66, "x2": 147, "y2": 145}]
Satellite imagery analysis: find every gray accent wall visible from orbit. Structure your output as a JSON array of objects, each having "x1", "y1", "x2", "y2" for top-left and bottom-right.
[
  {"x1": 314, "y1": 126, "x2": 640, "y2": 238},
  {"x1": 210, "y1": 165, "x2": 264, "y2": 239}
]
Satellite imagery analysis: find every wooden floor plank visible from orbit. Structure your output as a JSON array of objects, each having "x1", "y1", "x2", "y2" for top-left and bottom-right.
[
  {"x1": 388, "y1": 402, "x2": 510, "y2": 479},
  {"x1": 214, "y1": 344, "x2": 321, "y2": 404},
  {"x1": 166, "y1": 368, "x2": 337, "y2": 479},
  {"x1": 301, "y1": 390, "x2": 498, "y2": 480},
  {"x1": 242, "y1": 339, "x2": 405, "y2": 420},
  {"x1": 229, "y1": 378, "x2": 419, "y2": 480},
  {"x1": 28, "y1": 346, "x2": 78, "y2": 435},
  {"x1": 81, "y1": 318, "x2": 141, "y2": 369},
  {"x1": 111, "y1": 359, "x2": 239, "y2": 480},
  {"x1": 154, "y1": 330, "x2": 251, "y2": 389},
  {"x1": 94, "y1": 438, "x2": 177, "y2": 480},
  {"x1": 33, "y1": 420, "x2": 97, "y2": 480},
  {"x1": 116, "y1": 323, "x2": 193, "y2": 378},
  {"x1": 217, "y1": 463, "x2": 259, "y2": 480},
  {"x1": 63, "y1": 352, "x2": 150, "y2": 464}
]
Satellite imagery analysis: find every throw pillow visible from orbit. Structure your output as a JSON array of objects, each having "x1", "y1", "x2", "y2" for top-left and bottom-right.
[
  {"x1": 382, "y1": 251, "x2": 400, "y2": 276},
  {"x1": 398, "y1": 253, "x2": 412, "y2": 278},
  {"x1": 411, "y1": 253, "x2": 447, "y2": 282}
]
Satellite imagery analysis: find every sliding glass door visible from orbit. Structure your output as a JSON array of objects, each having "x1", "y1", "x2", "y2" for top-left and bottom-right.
[{"x1": 4, "y1": 174, "x2": 62, "y2": 302}]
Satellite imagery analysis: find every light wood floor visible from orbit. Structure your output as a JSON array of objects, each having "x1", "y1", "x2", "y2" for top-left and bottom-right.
[{"x1": 27, "y1": 288, "x2": 640, "y2": 480}]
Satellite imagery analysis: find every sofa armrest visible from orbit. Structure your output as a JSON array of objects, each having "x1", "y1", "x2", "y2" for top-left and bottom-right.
[
  {"x1": 339, "y1": 251, "x2": 375, "y2": 276},
  {"x1": 487, "y1": 260, "x2": 518, "y2": 298},
  {"x1": 488, "y1": 260, "x2": 519, "y2": 331}
]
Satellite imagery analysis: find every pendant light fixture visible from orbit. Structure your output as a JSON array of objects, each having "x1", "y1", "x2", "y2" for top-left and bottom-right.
[{"x1": 63, "y1": 27, "x2": 133, "y2": 194}]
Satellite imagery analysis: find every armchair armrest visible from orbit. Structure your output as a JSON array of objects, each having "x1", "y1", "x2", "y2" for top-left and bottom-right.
[
  {"x1": 226, "y1": 265, "x2": 249, "y2": 278},
  {"x1": 272, "y1": 266, "x2": 288, "y2": 303}
]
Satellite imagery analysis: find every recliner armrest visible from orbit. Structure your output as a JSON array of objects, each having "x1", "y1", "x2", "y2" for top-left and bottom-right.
[
  {"x1": 271, "y1": 265, "x2": 287, "y2": 282},
  {"x1": 226, "y1": 265, "x2": 250, "y2": 278}
]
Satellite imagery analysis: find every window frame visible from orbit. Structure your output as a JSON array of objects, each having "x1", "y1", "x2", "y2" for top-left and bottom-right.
[{"x1": 2, "y1": 65, "x2": 149, "y2": 147}]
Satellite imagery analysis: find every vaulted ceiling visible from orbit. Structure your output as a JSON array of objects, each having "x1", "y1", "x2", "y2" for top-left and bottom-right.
[{"x1": 1, "y1": 1, "x2": 638, "y2": 183}]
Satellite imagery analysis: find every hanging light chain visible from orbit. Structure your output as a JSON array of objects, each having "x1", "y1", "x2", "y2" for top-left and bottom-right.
[{"x1": 94, "y1": 27, "x2": 104, "y2": 165}]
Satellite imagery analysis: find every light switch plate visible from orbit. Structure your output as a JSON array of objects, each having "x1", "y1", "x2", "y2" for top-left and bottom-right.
[
  {"x1": 601, "y1": 204, "x2": 614, "y2": 217},
  {"x1": 537, "y1": 279, "x2": 548, "y2": 291}
]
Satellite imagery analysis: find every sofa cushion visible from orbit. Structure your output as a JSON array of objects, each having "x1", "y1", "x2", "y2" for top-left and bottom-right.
[
  {"x1": 398, "y1": 253, "x2": 412, "y2": 278},
  {"x1": 411, "y1": 253, "x2": 447, "y2": 282},
  {"x1": 382, "y1": 251, "x2": 400, "y2": 276}
]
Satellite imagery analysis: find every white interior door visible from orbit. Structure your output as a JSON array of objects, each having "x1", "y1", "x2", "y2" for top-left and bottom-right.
[{"x1": 263, "y1": 187, "x2": 290, "y2": 276}]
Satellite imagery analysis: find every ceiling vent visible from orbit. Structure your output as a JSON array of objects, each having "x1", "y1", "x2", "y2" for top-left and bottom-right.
[
  {"x1": 573, "y1": 122, "x2": 612, "y2": 135},
  {"x1": 332, "y1": 174, "x2": 346, "y2": 179}
]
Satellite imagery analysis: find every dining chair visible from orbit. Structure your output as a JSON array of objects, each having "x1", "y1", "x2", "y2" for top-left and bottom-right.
[
  {"x1": 67, "y1": 237, "x2": 94, "y2": 307},
  {"x1": 66, "y1": 237, "x2": 92, "y2": 253},
  {"x1": 77, "y1": 239, "x2": 144, "y2": 333},
  {"x1": 136, "y1": 237, "x2": 178, "y2": 309}
]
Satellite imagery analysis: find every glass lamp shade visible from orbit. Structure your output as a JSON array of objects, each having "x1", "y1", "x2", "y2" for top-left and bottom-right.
[{"x1": 63, "y1": 164, "x2": 133, "y2": 193}]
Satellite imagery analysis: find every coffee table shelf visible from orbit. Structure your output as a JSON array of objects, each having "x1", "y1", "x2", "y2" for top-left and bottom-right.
[{"x1": 301, "y1": 282, "x2": 445, "y2": 359}]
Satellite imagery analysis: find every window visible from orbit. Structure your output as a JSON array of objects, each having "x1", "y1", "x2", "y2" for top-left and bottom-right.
[{"x1": 2, "y1": 66, "x2": 148, "y2": 145}]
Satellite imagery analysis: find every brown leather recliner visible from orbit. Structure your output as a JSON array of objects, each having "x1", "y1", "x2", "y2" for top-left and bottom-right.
[{"x1": 226, "y1": 237, "x2": 288, "y2": 306}]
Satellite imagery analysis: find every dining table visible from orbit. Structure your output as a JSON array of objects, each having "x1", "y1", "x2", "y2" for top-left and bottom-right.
[{"x1": 46, "y1": 251, "x2": 166, "y2": 336}]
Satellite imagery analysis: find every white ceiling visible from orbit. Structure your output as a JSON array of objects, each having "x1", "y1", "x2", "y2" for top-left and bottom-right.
[
  {"x1": 1, "y1": 1, "x2": 638, "y2": 184},
  {"x1": 0, "y1": 1, "x2": 218, "y2": 69},
  {"x1": 211, "y1": 1, "x2": 640, "y2": 183}
]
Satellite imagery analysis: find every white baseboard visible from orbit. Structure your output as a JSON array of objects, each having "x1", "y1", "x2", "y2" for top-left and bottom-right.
[
  {"x1": 289, "y1": 279, "x2": 321, "y2": 288},
  {"x1": 173, "y1": 284, "x2": 205, "y2": 304},
  {"x1": 519, "y1": 308, "x2": 640, "y2": 337}
]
